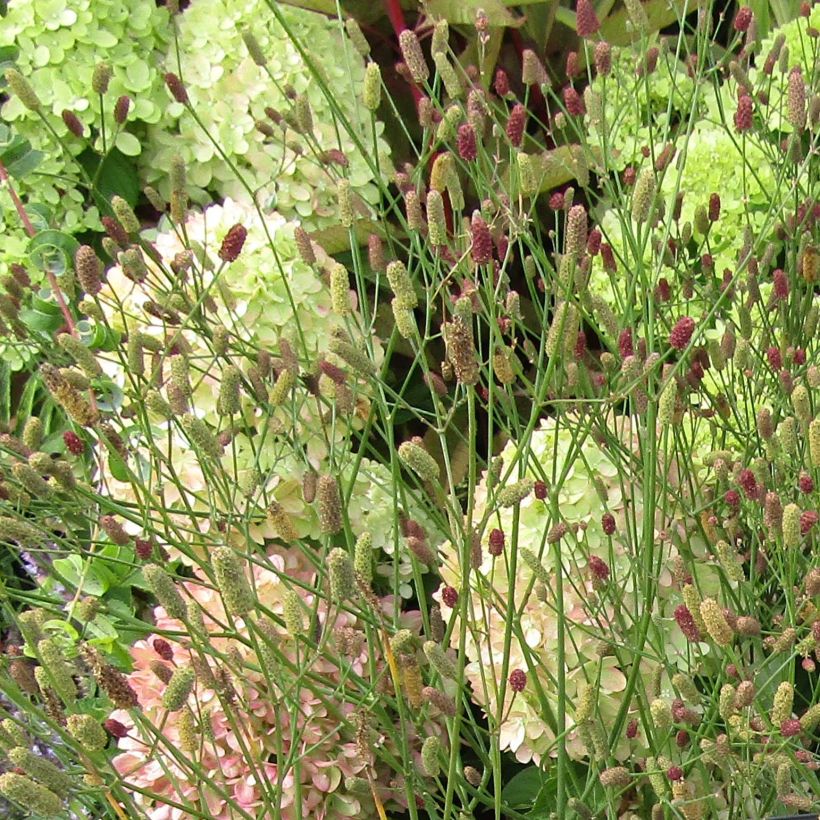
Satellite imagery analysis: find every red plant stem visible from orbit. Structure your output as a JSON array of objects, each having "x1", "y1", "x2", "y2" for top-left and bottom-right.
[
  {"x1": 0, "y1": 158, "x2": 78, "y2": 337},
  {"x1": 383, "y1": 0, "x2": 423, "y2": 105}
]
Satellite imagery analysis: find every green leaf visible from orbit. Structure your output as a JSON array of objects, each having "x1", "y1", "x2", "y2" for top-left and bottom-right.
[
  {"x1": 309, "y1": 219, "x2": 383, "y2": 255},
  {"x1": 503, "y1": 766, "x2": 546, "y2": 807},
  {"x1": 424, "y1": 0, "x2": 522, "y2": 26},
  {"x1": 28, "y1": 229, "x2": 80, "y2": 276},
  {"x1": 0, "y1": 123, "x2": 43, "y2": 179},
  {"x1": 76, "y1": 146, "x2": 140, "y2": 208},
  {"x1": 115, "y1": 131, "x2": 141, "y2": 157},
  {"x1": 42, "y1": 619, "x2": 80, "y2": 641},
  {"x1": 53, "y1": 555, "x2": 110, "y2": 596},
  {"x1": 0, "y1": 45, "x2": 18, "y2": 79},
  {"x1": 19, "y1": 308, "x2": 64, "y2": 334},
  {"x1": 107, "y1": 450, "x2": 130, "y2": 482},
  {"x1": 601, "y1": 0, "x2": 693, "y2": 44}
]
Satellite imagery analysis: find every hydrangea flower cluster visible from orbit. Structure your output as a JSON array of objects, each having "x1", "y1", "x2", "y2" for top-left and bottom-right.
[
  {"x1": 96, "y1": 198, "x2": 427, "y2": 592},
  {"x1": 142, "y1": 0, "x2": 389, "y2": 228},
  {"x1": 0, "y1": 0, "x2": 172, "y2": 231},
  {"x1": 110, "y1": 548, "x2": 384, "y2": 818},
  {"x1": 438, "y1": 416, "x2": 720, "y2": 764}
]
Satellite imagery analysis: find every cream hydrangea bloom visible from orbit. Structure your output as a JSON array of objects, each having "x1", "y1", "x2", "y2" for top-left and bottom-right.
[
  {"x1": 110, "y1": 548, "x2": 381, "y2": 819},
  {"x1": 142, "y1": 0, "x2": 390, "y2": 228},
  {"x1": 438, "y1": 415, "x2": 720, "y2": 764}
]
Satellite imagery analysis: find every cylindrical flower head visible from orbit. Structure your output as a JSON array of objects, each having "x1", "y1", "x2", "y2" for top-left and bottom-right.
[
  {"x1": 517, "y1": 152, "x2": 538, "y2": 197},
  {"x1": 216, "y1": 365, "x2": 242, "y2": 416},
  {"x1": 771, "y1": 681, "x2": 794, "y2": 725},
  {"x1": 470, "y1": 211, "x2": 493, "y2": 265},
  {"x1": 7, "y1": 747, "x2": 73, "y2": 794},
  {"x1": 354, "y1": 531, "x2": 373, "y2": 587},
  {"x1": 594, "y1": 41, "x2": 611, "y2": 75},
  {"x1": 398, "y1": 440, "x2": 439, "y2": 482},
  {"x1": 399, "y1": 30, "x2": 429, "y2": 84},
  {"x1": 363, "y1": 62, "x2": 381, "y2": 111},
  {"x1": 521, "y1": 49, "x2": 547, "y2": 86},
  {"x1": 142, "y1": 564, "x2": 186, "y2": 620},
  {"x1": 327, "y1": 547, "x2": 356, "y2": 602},
  {"x1": 734, "y1": 94, "x2": 753, "y2": 132},
  {"x1": 218, "y1": 224, "x2": 248, "y2": 263},
  {"x1": 699, "y1": 598, "x2": 734, "y2": 647},
  {"x1": 790, "y1": 384, "x2": 811, "y2": 424},
  {"x1": 91, "y1": 61, "x2": 112, "y2": 94},
  {"x1": 212, "y1": 546, "x2": 255, "y2": 616},
  {"x1": 0, "y1": 773, "x2": 62, "y2": 816},
  {"x1": 4, "y1": 68, "x2": 41, "y2": 110},
  {"x1": 599, "y1": 767, "x2": 630, "y2": 788},
  {"x1": 782, "y1": 503, "x2": 801, "y2": 548},
  {"x1": 787, "y1": 67, "x2": 807, "y2": 131},
  {"x1": 631, "y1": 168, "x2": 656, "y2": 223},
  {"x1": 36, "y1": 639, "x2": 76, "y2": 704},
  {"x1": 114, "y1": 94, "x2": 131, "y2": 125},
  {"x1": 162, "y1": 666, "x2": 196, "y2": 711},
  {"x1": 424, "y1": 640, "x2": 457, "y2": 680},
  {"x1": 66, "y1": 714, "x2": 107, "y2": 750},
  {"x1": 421, "y1": 735, "x2": 442, "y2": 776},
  {"x1": 427, "y1": 190, "x2": 447, "y2": 246},
  {"x1": 810, "y1": 419, "x2": 820, "y2": 468},
  {"x1": 565, "y1": 205, "x2": 588, "y2": 257},
  {"x1": 496, "y1": 478, "x2": 535, "y2": 508},
  {"x1": 317, "y1": 475, "x2": 343, "y2": 534},
  {"x1": 74, "y1": 245, "x2": 103, "y2": 296},
  {"x1": 433, "y1": 52, "x2": 461, "y2": 99},
  {"x1": 330, "y1": 262, "x2": 351, "y2": 315},
  {"x1": 575, "y1": 0, "x2": 600, "y2": 37},
  {"x1": 392, "y1": 300, "x2": 417, "y2": 339},
  {"x1": 444, "y1": 318, "x2": 479, "y2": 385},
  {"x1": 268, "y1": 368, "x2": 295, "y2": 407},
  {"x1": 386, "y1": 260, "x2": 417, "y2": 309},
  {"x1": 111, "y1": 196, "x2": 140, "y2": 235},
  {"x1": 650, "y1": 698, "x2": 672, "y2": 735}
]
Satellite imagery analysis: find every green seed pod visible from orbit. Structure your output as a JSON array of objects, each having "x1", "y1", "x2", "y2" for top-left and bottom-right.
[
  {"x1": 0, "y1": 719, "x2": 27, "y2": 750},
  {"x1": 420, "y1": 735, "x2": 442, "y2": 776},
  {"x1": 145, "y1": 389, "x2": 172, "y2": 419},
  {"x1": 649, "y1": 698, "x2": 672, "y2": 735},
  {"x1": 91, "y1": 61, "x2": 112, "y2": 94},
  {"x1": 241, "y1": 29, "x2": 266, "y2": 66},
  {"x1": 546, "y1": 302, "x2": 580, "y2": 359},
  {"x1": 800, "y1": 703, "x2": 820, "y2": 733},
  {"x1": 427, "y1": 190, "x2": 447, "y2": 246},
  {"x1": 111, "y1": 195, "x2": 140, "y2": 235},
  {"x1": 398, "y1": 440, "x2": 439, "y2": 482},
  {"x1": 392, "y1": 300, "x2": 417, "y2": 339},
  {"x1": 328, "y1": 334, "x2": 375, "y2": 377},
  {"x1": 431, "y1": 19, "x2": 449, "y2": 55},
  {"x1": 327, "y1": 547, "x2": 356, "y2": 602},
  {"x1": 268, "y1": 368, "x2": 295, "y2": 407},
  {"x1": 810, "y1": 418, "x2": 820, "y2": 468},
  {"x1": 217, "y1": 365, "x2": 242, "y2": 416},
  {"x1": 66, "y1": 714, "x2": 107, "y2": 750},
  {"x1": 631, "y1": 167, "x2": 655, "y2": 224},
  {"x1": 11, "y1": 462, "x2": 52, "y2": 499},
  {"x1": 658, "y1": 379, "x2": 677, "y2": 426},
  {"x1": 22, "y1": 417, "x2": 44, "y2": 451},
  {"x1": 0, "y1": 772, "x2": 62, "y2": 816},
  {"x1": 671, "y1": 672, "x2": 701, "y2": 704},
  {"x1": 159, "y1": 669, "x2": 195, "y2": 714},
  {"x1": 433, "y1": 52, "x2": 461, "y2": 99},
  {"x1": 363, "y1": 62, "x2": 381, "y2": 111},
  {"x1": 353, "y1": 531, "x2": 373, "y2": 588},
  {"x1": 423, "y1": 640, "x2": 456, "y2": 680},
  {"x1": 317, "y1": 475, "x2": 343, "y2": 535},
  {"x1": 791, "y1": 385, "x2": 811, "y2": 424},
  {"x1": 715, "y1": 540, "x2": 744, "y2": 582},
  {"x1": 519, "y1": 547, "x2": 550, "y2": 585},
  {"x1": 386, "y1": 260, "x2": 417, "y2": 309},
  {"x1": 575, "y1": 682, "x2": 596, "y2": 723},
  {"x1": 8, "y1": 747, "x2": 73, "y2": 793},
  {"x1": 57, "y1": 333, "x2": 102, "y2": 378},
  {"x1": 178, "y1": 708, "x2": 198, "y2": 753},
  {"x1": 772, "y1": 681, "x2": 794, "y2": 725},
  {"x1": 180, "y1": 414, "x2": 222, "y2": 460},
  {"x1": 344, "y1": 18, "x2": 370, "y2": 56},
  {"x1": 267, "y1": 501, "x2": 297, "y2": 542},
  {"x1": 5, "y1": 68, "x2": 41, "y2": 110},
  {"x1": 143, "y1": 564, "x2": 186, "y2": 620},
  {"x1": 496, "y1": 478, "x2": 535, "y2": 508},
  {"x1": 330, "y1": 262, "x2": 351, "y2": 315},
  {"x1": 282, "y1": 589, "x2": 304, "y2": 634},
  {"x1": 0, "y1": 517, "x2": 40, "y2": 547},
  {"x1": 782, "y1": 503, "x2": 801, "y2": 548},
  {"x1": 399, "y1": 30, "x2": 429, "y2": 84},
  {"x1": 436, "y1": 105, "x2": 461, "y2": 142},
  {"x1": 212, "y1": 546, "x2": 255, "y2": 616},
  {"x1": 700, "y1": 598, "x2": 734, "y2": 647},
  {"x1": 337, "y1": 178, "x2": 353, "y2": 228},
  {"x1": 778, "y1": 416, "x2": 797, "y2": 454},
  {"x1": 517, "y1": 152, "x2": 538, "y2": 197}
]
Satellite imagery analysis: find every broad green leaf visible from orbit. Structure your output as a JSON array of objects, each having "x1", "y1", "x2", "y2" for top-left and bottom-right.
[
  {"x1": 502, "y1": 766, "x2": 546, "y2": 807},
  {"x1": 77, "y1": 146, "x2": 140, "y2": 208},
  {"x1": 425, "y1": 0, "x2": 522, "y2": 26},
  {"x1": 53, "y1": 555, "x2": 110, "y2": 595},
  {"x1": 19, "y1": 308, "x2": 64, "y2": 334},
  {"x1": 0, "y1": 123, "x2": 43, "y2": 179},
  {"x1": 601, "y1": 0, "x2": 699, "y2": 44},
  {"x1": 115, "y1": 131, "x2": 142, "y2": 157},
  {"x1": 310, "y1": 219, "x2": 383, "y2": 255},
  {"x1": 42, "y1": 619, "x2": 80, "y2": 641},
  {"x1": 28, "y1": 229, "x2": 80, "y2": 275}
]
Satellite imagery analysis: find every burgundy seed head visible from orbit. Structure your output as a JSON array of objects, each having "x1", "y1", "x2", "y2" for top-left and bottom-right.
[
  {"x1": 534, "y1": 480, "x2": 548, "y2": 500},
  {"x1": 734, "y1": 6, "x2": 753, "y2": 31},
  {"x1": 676, "y1": 730, "x2": 689, "y2": 748},
  {"x1": 667, "y1": 766, "x2": 684, "y2": 782},
  {"x1": 470, "y1": 212, "x2": 493, "y2": 265},
  {"x1": 594, "y1": 41, "x2": 611, "y2": 76},
  {"x1": 549, "y1": 191, "x2": 565, "y2": 210},
  {"x1": 799, "y1": 472, "x2": 814, "y2": 493},
  {"x1": 772, "y1": 269, "x2": 789, "y2": 299},
  {"x1": 563, "y1": 86, "x2": 585, "y2": 116},
  {"x1": 63, "y1": 430, "x2": 84, "y2": 455},
  {"x1": 618, "y1": 329, "x2": 634, "y2": 358},
  {"x1": 734, "y1": 94, "x2": 753, "y2": 132},
  {"x1": 669, "y1": 317, "x2": 695, "y2": 350},
  {"x1": 164, "y1": 72, "x2": 188, "y2": 104},
  {"x1": 575, "y1": 0, "x2": 601, "y2": 37},
  {"x1": 61, "y1": 109, "x2": 84, "y2": 137},
  {"x1": 441, "y1": 586, "x2": 458, "y2": 607},
  {"x1": 766, "y1": 346, "x2": 782, "y2": 371},
  {"x1": 101, "y1": 215, "x2": 129, "y2": 246},
  {"x1": 655, "y1": 278, "x2": 671, "y2": 302},
  {"x1": 708, "y1": 193, "x2": 721, "y2": 222},
  {"x1": 602, "y1": 513, "x2": 616, "y2": 535},
  {"x1": 104, "y1": 718, "x2": 129, "y2": 738},
  {"x1": 738, "y1": 469, "x2": 757, "y2": 499},
  {"x1": 588, "y1": 555, "x2": 609, "y2": 581},
  {"x1": 781, "y1": 719, "x2": 801, "y2": 737},
  {"x1": 643, "y1": 47, "x2": 659, "y2": 75},
  {"x1": 506, "y1": 103, "x2": 526, "y2": 147},
  {"x1": 600, "y1": 243, "x2": 616, "y2": 272},
  {"x1": 574, "y1": 330, "x2": 587, "y2": 359},
  {"x1": 566, "y1": 51, "x2": 580, "y2": 78},
  {"x1": 587, "y1": 229, "x2": 602, "y2": 255},
  {"x1": 457, "y1": 123, "x2": 477, "y2": 161},
  {"x1": 134, "y1": 538, "x2": 153, "y2": 560},
  {"x1": 152, "y1": 638, "x2": 174, "y2": 661},
  {"x1": 509, "y1": 668, "x2": 527, "y2": 692},
  {"x1": 114, "y1": 95, "x2": 131, "y2": 125},
  {"x1": 674, "y1": 604, "x2": 701, "y2": 642},
  {"x1": 626, "y1": 719, "x2": 638, "y2": 739},
  {"x1": 800, "y1": 510, "x2": 818, "y2": 535},
  {"x1": 488, "y1": 528, "x2": 505, "y2": 556},
  {"x1": 623, "y1": 166, "x2": 637, "y2": 186},
  {"x1": 494, "y1": 68, "x2": 510, "y2": 97},
  {"x1": 218, "y1": 224, "x2": 247, "y2": 262}
]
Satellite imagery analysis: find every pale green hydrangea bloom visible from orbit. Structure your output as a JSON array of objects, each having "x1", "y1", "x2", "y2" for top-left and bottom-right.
[
  {"x1": 438, "y1": 415, "x2": 719, "y2": 764},
  {"x1": 142, "y1": 0, "x2": 390, "y2": 228},
  {"x1": 0, "y1": 0, "x2": 172, "y2": 230}
]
